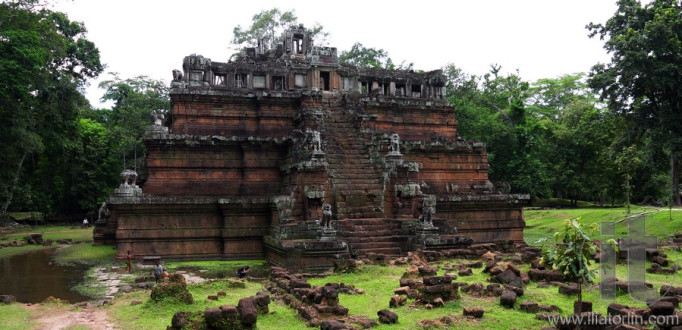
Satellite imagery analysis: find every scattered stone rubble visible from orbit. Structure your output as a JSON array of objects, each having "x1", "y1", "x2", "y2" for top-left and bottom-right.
[
  {"x1": 169, "y1": 293, "x2": 271, "y2": 329},
  {"x1": 265, "y1": 266, "x2": 376, "y2": 328}
]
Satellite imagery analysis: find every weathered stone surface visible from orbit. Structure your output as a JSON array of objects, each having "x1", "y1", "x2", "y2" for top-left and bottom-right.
[
  {"x1": 204, "y1": 308, "x2": 222, "y2": 328},
  {"x1": 573, "y1": 300, "x2": 592, "y2": 314},
  {"x1": 171, "y1": 311, "x2": 197, "y2": 329},
  {"x1": 492, "y1": 269, "x2": 523, "y2": 288},
  {"x1": 661, "y1": 285, "x2": 682, "y2": 297},
  {"x1": 649, "y1": 301, "x2": 675, "y2": 316},
  {"x1": 320, "y1": 320, "x2": 351, "y2": 330},
  {"x1": 558, "y1": 283, "x2": 579, "y2": 296},
  {"x1": 390, "y1": 294, "x2": 407, "y2": 308},
  {"x1": 653, "y1": 256, "x2": 669, "y2": 267},
  {"x1": 254, "y1": 293, "x2": 271, "y2": 314},
  {"x1": 423, "y1": 276, "x2": 453, "y2": 286},
  {"x1": 378, "y1": 309, "x2": 399, "y2": 324},
  {"x1": 528, "y1": 269, "x2": 564, "y2": 282},
  {"x1": 418, "y1": 266, "x2": 438, "y2": 276},
  {"x1": 458, "y1": 268, "x2": 472, "y2": 276},
  {"x1": 237, "y1": 297, "x2": 258, "y2": 326},
  {"x1": 500, "y1": 290, "x2": 517, "y2": 308},
  {"x1": 520, "y1": 301, "x2": 539, "y2": 313},
  {"x1": 297, "y1": 306, "x2": 318, "y2": 320},
  {"x1": 463, "y1": 307, "x2": 484, "y2": 318}
]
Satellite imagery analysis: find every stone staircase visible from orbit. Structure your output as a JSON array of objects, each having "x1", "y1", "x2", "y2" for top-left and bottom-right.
[
  {"x1": 322, "y1": 99, "x2": 408, "y2": 257},
  {"x1": 337, "y1": 218, "x2": 408, "y2": 257},
  {"x1": 323, "y1": 103, "x2": 384, "y2": 219}
]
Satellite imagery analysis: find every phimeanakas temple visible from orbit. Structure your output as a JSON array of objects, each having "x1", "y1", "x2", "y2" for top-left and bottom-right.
[{"x1": 94, "y1": 25, "x2": 528, "y2": 271}]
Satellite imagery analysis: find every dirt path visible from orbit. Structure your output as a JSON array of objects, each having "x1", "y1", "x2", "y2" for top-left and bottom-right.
[{"x1": 25, "y1": 303, "x2": 116, "y2": 330}]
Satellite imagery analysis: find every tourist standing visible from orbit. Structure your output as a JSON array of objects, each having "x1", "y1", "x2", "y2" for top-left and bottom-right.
[
  {"x1": 154, "y1": 261, "x2": 166, "y2": 283},
  {"x1": 82, "y1": 217, "x2": 89, "y2": 228},
  {"x1": 126, "y1": 250, "x2": 133, "y2": 273}
]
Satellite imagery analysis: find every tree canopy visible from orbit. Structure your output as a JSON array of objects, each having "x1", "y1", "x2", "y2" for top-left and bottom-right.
[
  {"x1": 587, "y1": 0, "x2": 682, "y2": 205},
  {"x1": 231, "y1": 8, "x2": 327, "y2": 51},
  {"x1": 0, "y1": 0, "x2": 103, "y2": 215}
]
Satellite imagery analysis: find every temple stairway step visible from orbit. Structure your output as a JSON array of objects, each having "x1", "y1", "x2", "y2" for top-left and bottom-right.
[
  {"x1": 351, "y1": 247, "x2": 403, "y2": 257},
  {"x1": 342, "y1": 235, "x2": 406, "y2": 243}
]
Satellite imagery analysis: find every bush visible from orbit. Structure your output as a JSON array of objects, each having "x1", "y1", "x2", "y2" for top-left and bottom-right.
[{"x1": 150, "y1": 281, "x2": 194, "y2": 304}]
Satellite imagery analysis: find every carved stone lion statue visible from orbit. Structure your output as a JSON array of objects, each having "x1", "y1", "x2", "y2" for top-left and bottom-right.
[
  {"x1": 97, "y1": 202, "x2": 109, "y2": 223},
  {"x1": 389, "y1": 133, "x2": 400, "y2": 154},
  {"x1": 321, "y1": 203, "x2": 333, "y2": 229},
  {"x1": 312, "y1": 130, "x2": 321, "y2": 153},
  {"x1": 172, "y1": 69, "x2": 183, "y2": 82},
  {"x1": 151, "y1": 110, "x2": 165, "y2": 126},
  {"x1": 419, "y1": 195, "x2": 436, "y2": 226}
]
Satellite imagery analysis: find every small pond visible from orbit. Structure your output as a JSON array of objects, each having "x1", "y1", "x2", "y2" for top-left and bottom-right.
[{"x1": 0, "y1": 248, "x2": 89, "y2": 303}]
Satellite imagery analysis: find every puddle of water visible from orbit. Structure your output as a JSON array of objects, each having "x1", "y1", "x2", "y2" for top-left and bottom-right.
[{"x1": 0, "y1": 248, "x2": 89, "y2": 303}]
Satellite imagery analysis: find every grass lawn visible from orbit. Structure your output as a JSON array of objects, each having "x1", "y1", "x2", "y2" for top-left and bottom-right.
[
  {"x1": 0, "y1": 302, "x2": 36, "y2": 330},
  {"x1": 53, "y1": 243, "x2": 117, "y2": 266},
  {"x1": 108, "y1": 279, "x2": 308, "y2": 329},
  {"x1": 524, "y1": 206, "x2": 682, "y2": 246},
  {"x1": 0, "y1": 226, "x2": 94, "y2": 259}
]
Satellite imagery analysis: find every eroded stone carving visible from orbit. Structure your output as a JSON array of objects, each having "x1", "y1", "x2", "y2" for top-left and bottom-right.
[
  {"x1": 97, "y1": 202, "x2": 109, "y2": 223},
  {"x1": 172, "y1": 69, "x2": 183, "y2": 82},
  {"x1": 317, "y1": 203, "x2": 337, "y2": 241},
  {"x1": 147, "y1": 110, "x2": 169, "y2": 133},
  {"x1": 312, "y1": 130, "x2": 322, "y2": 153},
  {"x1": 420, "y1": 195, "x2": 436, "y2": 228},
  {"x1": 273, "y1": 195, "x2": 294, "y2": 223},
  {"x1": 182, "y1": 54, "x2": 212, "y2": 87},
  {"x1": 388, "y1": 133, "x2": 401, "y2": 155},
  {"x1": 495, "y1": 181, "x2": 512, "y2": 194},
  {"x1": 321, "y1": 203, "x2": 333, "y2": 229},
  {"x1": 113, "y1": 169, "x2": 142, "y2": 197},
  {"x1": 151, "y1": 109, "x2": 165, "y2": 126}
]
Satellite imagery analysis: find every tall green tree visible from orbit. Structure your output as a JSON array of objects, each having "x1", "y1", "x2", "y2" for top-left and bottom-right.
[
  {"x1": 0, "y1": 1, "x2": 102, "y2": 215},
  {"x1": 446, "y1": 64, "x2": 552, "y2": 199},
  {"x1": 231, "y1": 8, "x2": 327, "y2": 50},
  {"x1": 587, "y1": 0, "x2": 682, "y2": 205},
  {"x1": 339, "y1": 42, "x2": 413, "y2": 70},
  {"x1": 529, "y1": 74, "x2": 621, "y2": 205},
  {"x1": 99, "y1": 75, "x2": 170, "y2": 176}
]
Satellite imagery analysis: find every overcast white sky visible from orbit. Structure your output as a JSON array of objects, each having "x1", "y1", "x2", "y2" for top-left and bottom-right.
[{"x1": 52, "y1": 0, "x2": 618, "y2": 108}]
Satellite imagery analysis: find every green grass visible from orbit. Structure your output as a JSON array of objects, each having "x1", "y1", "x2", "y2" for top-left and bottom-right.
[
  {"x1": 53, "y1": 243, "x2": 117, "y2": 266},
  {"x1": 0, "y1": 303, "x2": 36, "y2": 330},
  {"x1": 0, "y1": 226, "x2": 94, "y2": 259},
  {"x1": 165, "y1": 260, "x2": 270, "y2": 278},
  {"x1": 524, "y1": 206, "x2": 682, "y2": 246},
  {"x1": 109, "y1": 278, "x2": 309, "y2": 329},
  {"x1": 7, "y1": 212, "x2": 44, "y2": 222}
]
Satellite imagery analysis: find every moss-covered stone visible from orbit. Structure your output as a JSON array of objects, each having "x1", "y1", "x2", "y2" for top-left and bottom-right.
[{"x1": 150, "y1": 279, "x2": 194, "y2": 304}]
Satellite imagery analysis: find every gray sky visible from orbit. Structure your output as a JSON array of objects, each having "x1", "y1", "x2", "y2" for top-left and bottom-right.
[{"x1": 53, "y1": 0, "x2": 618, "y2": 108}]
